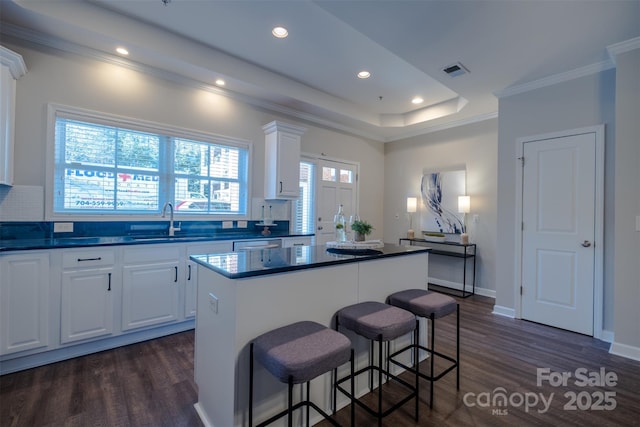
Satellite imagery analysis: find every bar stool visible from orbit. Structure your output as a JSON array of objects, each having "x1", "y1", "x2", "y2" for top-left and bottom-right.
[
  {"x1": 387, "y1": 289, "x2": 459, "y2": 408},
  {"x1": 249, "y1": 321, "x2": 355, "y2": 427},
  {"x1": 334, "y1": 301, "x2": 419, "y2": 427}
]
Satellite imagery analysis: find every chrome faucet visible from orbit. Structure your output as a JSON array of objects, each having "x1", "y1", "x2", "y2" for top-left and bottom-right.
[{"x1": 161, "y1": 202, "x2": 181, "y2": 236}]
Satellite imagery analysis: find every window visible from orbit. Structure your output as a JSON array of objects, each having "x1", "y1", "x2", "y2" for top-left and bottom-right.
[
  {"x1": 293, "y1": 161, "x2": 315, "y2": 234},
  {"x1": 52, "y1": 108, "x2": 249, "y2": 217}
]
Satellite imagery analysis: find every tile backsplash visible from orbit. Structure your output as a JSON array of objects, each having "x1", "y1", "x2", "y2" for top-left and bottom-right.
[{"x1": 0, "y1": 185, "x2": 44, "y2": 221}]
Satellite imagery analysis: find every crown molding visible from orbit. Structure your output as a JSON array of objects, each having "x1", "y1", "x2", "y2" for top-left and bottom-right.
[
  {"x1": 494, "y1": 60, "x2": 614, "y2": 99},
  {"x1": 0, "y1": 45, "x2": 27, "y2": 78},
  {"x1": 383, "y1": 111, "x2": 498, "y2": 143},
  {"x1": 607, "y1": 36, "x2": 640, "y2": 65}
]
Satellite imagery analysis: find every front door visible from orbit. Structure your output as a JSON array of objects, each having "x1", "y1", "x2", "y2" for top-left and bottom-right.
[
  {"x1": 521, "y1": 129, "x2": 600, "y2": 335},
  {"x1": 315, "y1": 159, "x2": 358, "y2": 245}
]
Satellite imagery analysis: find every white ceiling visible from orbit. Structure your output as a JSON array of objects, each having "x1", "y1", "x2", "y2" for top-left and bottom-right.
[{"x1": 1, "y1": 0, "x2": 639, "y2": 141}]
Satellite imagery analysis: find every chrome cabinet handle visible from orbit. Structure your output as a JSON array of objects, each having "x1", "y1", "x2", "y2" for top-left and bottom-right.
[
  {"x1": 318, "y1": 226, "x2": 323, "y2": 230},
  {"x1": 581, "y1": 240, "x2": 592, "y2": 247},
  {"x1": 174, "y1": 266, "x2": 178, "y2": 282},
  {"x1": 107, "y1": 272, "x2": 111, "y2": 291}
]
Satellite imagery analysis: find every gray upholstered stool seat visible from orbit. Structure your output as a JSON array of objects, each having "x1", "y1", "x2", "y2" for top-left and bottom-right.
[
  {"x1": 388, "y1": 289, "x2": 457, "y2": 319},
  {"x1": 334, "y1": 301, "x2": 419, "y2": 427},
  {"x1": 387, "y1": 289, "x2": 460, "y2": 408},
  {"x1": 249, "y1": 321, "x2": 354, "y2": 427},
  {"x1": 337, "y1": 301, "x2": 416, "y2": 341},
  {"x1": 253, "y1": 320, "x2": 351, "y2": 384}
]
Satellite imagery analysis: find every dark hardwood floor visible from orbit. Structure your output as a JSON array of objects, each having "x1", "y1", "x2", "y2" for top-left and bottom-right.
[{"x1": 2, "y1": 295, "x2": 639, "y2": 426}]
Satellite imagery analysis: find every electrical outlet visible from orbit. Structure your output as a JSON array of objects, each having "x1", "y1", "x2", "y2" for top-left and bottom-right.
[
  {"x1": 222, "y1": 221, "x2": 233, "y2": 229},
  {"x1": 237, "y1": 220, "x2": 248, "y2": 228},
  {"x1": 54, "y1": 222, "x2": 74, "y2": 233},
  {"x1": 473, "y1": 214, "x2": 479, "y2": 224},
  {"x1": 209, "y1": 293, "x2": 218, "y2": 314}
]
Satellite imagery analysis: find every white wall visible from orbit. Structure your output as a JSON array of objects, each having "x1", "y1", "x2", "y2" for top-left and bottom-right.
[
  {"x1": 612, "y1": 48, "x2": 640, "y2": 355},
  {"x1": 2, "y1": 42, "x2": 384, "y2": 232},
  {"x1": 496, "y1": 70, "x2": 617, "y2": 330},
  {"x1": 384, "y1": 119, "x2": 498, "y2": 292}
]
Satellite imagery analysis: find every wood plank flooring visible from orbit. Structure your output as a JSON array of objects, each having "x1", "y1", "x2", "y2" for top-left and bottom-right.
[{"x1": 1, "y1": 295, "x2": 639, "y2": 426}]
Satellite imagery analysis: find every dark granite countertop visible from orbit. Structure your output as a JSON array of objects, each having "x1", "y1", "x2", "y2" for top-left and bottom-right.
[
  {"x1": 190, "y1": 243, "x2": 431, "y2": 279},
  {"x1": 0, "y1": 233, "x2": 313, "y2": 252}
]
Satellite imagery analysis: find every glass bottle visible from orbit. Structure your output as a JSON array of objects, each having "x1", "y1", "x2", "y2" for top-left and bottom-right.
[{"x1": 334, "y1": 204, "x2": 346, "y2": 242}]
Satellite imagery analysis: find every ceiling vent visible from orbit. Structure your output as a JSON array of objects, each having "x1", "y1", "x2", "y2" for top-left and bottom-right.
[{"x1": 443, "y1": 62, "x2": 469, "y2": 77}]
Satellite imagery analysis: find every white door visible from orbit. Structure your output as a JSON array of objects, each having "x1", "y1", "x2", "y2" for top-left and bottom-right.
[
  {"x1": 315, "y1": 159, "x2": 358, "y2": 245},
  {"x1": 521, "y1": 131, "x2": 598, "y2": 335}
]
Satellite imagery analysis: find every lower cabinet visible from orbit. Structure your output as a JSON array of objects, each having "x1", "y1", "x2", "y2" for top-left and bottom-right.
[
  {"x1": 122, "y1": 246, "x2": 181, "y2": 331},
  {"x1": 0, "y1": 252, "x2": 50, "y2": 355},
  {"x1": 60, "y1": 249, "x2": 115, "y2": 344}
]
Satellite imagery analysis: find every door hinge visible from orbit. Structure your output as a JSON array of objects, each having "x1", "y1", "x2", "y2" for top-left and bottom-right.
[
  {"x1": 518, "y1": 156, "x2": 524, "y2": 166},
  {"x1": 520, "y1": 286, "x2": 523, "y2": 295},
  {"x1": 521, "y1": 221, "x2": 524, "y2": 231}
]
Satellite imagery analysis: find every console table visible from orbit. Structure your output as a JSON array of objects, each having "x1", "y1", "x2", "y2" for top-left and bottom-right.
[{"x1": 399, "y1": 238, "x2": 476, "y2": 298}]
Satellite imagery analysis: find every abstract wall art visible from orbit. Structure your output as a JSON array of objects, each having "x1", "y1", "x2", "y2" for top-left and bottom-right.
[{"x1": 420, "y1": 168, "x2": 466, "y2": 234}]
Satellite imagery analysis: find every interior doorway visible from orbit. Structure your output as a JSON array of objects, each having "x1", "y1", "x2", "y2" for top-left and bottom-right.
[
  {"x1": 516, "y1": 125, "x2": 604, "y2": 336},
  {"x1": 314, "y1": 157, "x2": 359, "y2": 245}
]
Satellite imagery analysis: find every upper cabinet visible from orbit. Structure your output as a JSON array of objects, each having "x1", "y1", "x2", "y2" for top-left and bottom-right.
[
  {"x1": 0, "y1": 46, "x2": 27, "y2": 186},
  {"x1": 263, "y1": 121, "x2": 306, "y2": 200}
]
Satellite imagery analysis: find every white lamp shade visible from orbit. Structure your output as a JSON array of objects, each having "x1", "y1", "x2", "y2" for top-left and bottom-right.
[
  {"x1": 406, "y1": 197, "x2": 417, "y2": 213},
  {"x1": 458, "y1": 195, "x2": 470, "y2": 214}
]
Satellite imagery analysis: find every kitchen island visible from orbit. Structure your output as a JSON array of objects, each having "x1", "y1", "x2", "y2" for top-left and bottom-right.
[{"x1": 190, "y1": 243, "x2": 430, "y2": 427}]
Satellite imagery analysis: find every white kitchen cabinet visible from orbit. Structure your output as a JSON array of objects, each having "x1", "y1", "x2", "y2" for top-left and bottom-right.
[
  {"x1": 60, "y1": 249, "x2": 115, "y2": 344},
  {"x1": 0, "y1": 252, "x2": 49, "y2": 355},
  {"x1": 122, "y1": 245, "x2": 181, "y2": 331},
  {"x1": 0, "y1": 47, "x2": 27, "y2": 186},
  {"x1": 263, "y1": 121, "x2": 306, "y2": 199}
]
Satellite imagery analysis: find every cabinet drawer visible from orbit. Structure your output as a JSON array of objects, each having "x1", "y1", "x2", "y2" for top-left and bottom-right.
[
  {"x1": 123, "y1": 245, "x2": 182, "y2": 264},
  {"x1": 63, "y1": 249, "x2": 115, "y2": 269}
]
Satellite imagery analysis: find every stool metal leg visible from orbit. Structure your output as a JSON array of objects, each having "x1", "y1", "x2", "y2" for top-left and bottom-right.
[
  {"x1": 377, "y1": 334, "x2": 383, "y2": 427},
  {"x1": 414, "y1": 320, "x2": 420, "y2": 421},
  {"x1": 430, "y1": 312, "x2": 435, "y2": 408},
  {"x1": 457, "y1": 303, "x2": 460, "y2": 389},
  {"x1": 288, "y1": 377, "x2": 293, "y2": 427},
  {"x1": 306, "y1": 381, "x2": 310, "y2": 427},
  {"x1": 250, "y1": 343, "x2": 254, "y2": 427}
]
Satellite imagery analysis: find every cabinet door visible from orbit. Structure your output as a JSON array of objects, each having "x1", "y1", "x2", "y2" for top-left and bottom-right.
[
  {"x1": 122, "y1": 261, "x2": 180, "y2": 331},
  {"x1": 0, "y1": 252, "x2": 50, "y2": 355},
  {"x1": 61, "y1": 267, "x2": 114, "y2": 344},
  {"x1": 275, "y1": 133, "x2": 301, "y2": 198},
  {"x1": 185, "y1": 261, "x2": 197, "y2": 319}
]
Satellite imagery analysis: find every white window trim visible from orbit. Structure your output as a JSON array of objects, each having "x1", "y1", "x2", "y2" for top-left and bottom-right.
[{"x1": 45, "y1": 103, "x2": 253, "y2": 221}]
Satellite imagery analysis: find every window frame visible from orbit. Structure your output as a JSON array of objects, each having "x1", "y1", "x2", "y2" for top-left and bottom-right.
[{"x1": 45, "y1": 103, "x2": 253, "y2": 221}]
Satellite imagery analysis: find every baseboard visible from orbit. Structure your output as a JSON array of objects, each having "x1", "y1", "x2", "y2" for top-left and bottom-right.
[
  {"x1": 609, "y1": 341, "x2": 640, "y2": 362},
  {"x1": 492, "y1": 305, "x2": 516, "y2": 318},
  {"x1": 599, "y1": 330, "x2": 614, "y2": 343},
  {"x1": 193, "y1": 402, "x2": 214, "y2": 427},
  {"x1": 474, "y1": 287, "x2": 495, "y2": 298}
]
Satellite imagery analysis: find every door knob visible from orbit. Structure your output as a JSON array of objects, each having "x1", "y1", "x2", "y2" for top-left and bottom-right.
[{"x1": 581, "y1": 240, "x2": 592, "y2": 247}]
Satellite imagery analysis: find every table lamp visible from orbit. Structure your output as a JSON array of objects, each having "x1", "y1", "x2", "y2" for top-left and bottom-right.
[
  {"x1": 407, "y1": 197, "x2": 417, "y2": 239},
  {"x1": 458, "y1": 195, "x2": 470, "y2": 244}
]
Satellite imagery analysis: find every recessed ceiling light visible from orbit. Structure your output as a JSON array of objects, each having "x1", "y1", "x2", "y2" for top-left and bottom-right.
[
  {"x1": 215, "y1": 79, "x2": 226, "y2": 86},
  {"x1": 357, "y1": 71, "x2": 371, "y2": 79},
  {"x1": 412, "y1": 97, "x2": 424, "y2": 105},
  {"x1": 272, "y1": 27, "x2": 288, "y2": 38},
  {"x1": 116, "y1": 47, "x2": 129, "y2": 56}
]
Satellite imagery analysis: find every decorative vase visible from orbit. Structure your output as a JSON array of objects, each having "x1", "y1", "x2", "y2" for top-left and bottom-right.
[{"x1": 334, "y1": 204, "x2": 346, "y2": 242}]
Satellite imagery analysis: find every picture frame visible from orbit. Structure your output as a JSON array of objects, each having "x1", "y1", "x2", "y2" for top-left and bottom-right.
[{"x1": 420, "y1": 167, "x2": 466, "y2": 234}]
